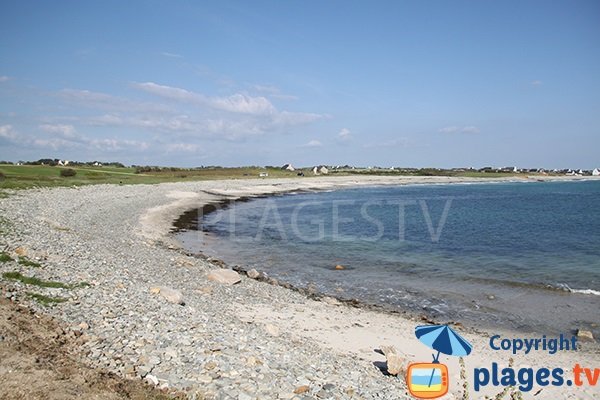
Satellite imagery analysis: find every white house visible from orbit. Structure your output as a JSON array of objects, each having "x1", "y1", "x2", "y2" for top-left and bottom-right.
[
  {"x1": 593, "y1": 168, "x2": 600, "y2": 176},
  {"x1": 282, "y1": 163, "x2": 295, "y2": 171},
  {"x1": 312, "y1": 165, "x2": 329, "y2": 175},
  {"x1": 259, "y1": 172, "x2": 269, "y2": 177}
]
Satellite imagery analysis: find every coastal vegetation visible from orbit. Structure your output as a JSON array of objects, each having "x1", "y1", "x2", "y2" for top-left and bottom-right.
[
  {"x1": 0, "y1": 252, "x2": 13, "y2": 263},
  {"x1": 26, "y1": 292, "x2": 67, "y2": 306},
  {"x1": 2, "y1": 271, "x2": 72, "y2": 289},
  {"x1": 0, "y1": 162, "x2": 528, "y2": 191},
  {"x1": 17, "y1": 256, "x2": 41, "y2": 268}
]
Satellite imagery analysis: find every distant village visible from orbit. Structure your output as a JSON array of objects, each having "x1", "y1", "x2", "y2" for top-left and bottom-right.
[
  {"x1": 276, "y1": 163, "x2": 600, "y2": 177},
  {"x1": 2, "y1": 159, "x2": 599, "y2": 177}
]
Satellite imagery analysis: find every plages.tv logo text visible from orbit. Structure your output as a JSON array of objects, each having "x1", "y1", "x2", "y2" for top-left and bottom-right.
[{"x1": 474, "y1": 334, "x2": 599, "y2": 392}]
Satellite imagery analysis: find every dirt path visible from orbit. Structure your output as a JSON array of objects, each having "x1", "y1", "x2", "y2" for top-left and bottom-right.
[{"x1": 0, "y1": 293, "x2": 181, "y2": 400}]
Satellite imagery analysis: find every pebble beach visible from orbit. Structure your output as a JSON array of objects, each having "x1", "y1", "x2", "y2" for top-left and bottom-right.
[{"x1": 1, "y1": 175, "x2": 598, "y2": 400}]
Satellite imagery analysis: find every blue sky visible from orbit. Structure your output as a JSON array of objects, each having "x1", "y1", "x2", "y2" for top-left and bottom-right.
[{"x1": 1, "y1": 1, "x2": 599, "y2": 168}]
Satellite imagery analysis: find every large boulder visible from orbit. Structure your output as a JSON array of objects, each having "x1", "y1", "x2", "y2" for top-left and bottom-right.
[
  {"x1": 207, "y1": 269, "x2": 241, "y2": 285},
  {"x1": 380, "y1": 345, "x2": 405, "y2": 376}
]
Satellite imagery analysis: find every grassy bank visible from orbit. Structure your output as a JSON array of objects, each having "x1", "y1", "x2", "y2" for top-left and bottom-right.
[
  {"x1": 0, "y1": 164, "x2": 301, "y2": 190},
  {"x1": 0, "y1": 164, "x2": 525, "y2": 191}
]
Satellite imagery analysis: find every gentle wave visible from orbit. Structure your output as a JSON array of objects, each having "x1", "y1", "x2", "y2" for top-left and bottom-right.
[{"x1": 554, "y1": 283, "x2": 600, "y2": 296}]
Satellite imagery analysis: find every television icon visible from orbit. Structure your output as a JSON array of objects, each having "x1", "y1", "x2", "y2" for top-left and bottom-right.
[{"x1": 406, "y1": 362, "x2": 449, "y2": 399}]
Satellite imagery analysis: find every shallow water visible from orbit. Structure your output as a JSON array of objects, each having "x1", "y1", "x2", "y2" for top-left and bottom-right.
[{"x1": 175, "y1": 180, "x2": 600, "y2": 335}]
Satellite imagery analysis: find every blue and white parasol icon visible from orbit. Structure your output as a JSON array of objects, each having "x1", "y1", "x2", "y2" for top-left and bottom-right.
[{"x1": 415, "y1": 324, "x2": 473, "y2": 387}]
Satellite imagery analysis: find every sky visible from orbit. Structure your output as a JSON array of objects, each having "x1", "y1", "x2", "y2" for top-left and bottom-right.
[{"x1": 0, "y1": 1, "x2": 599, "y2": 169}]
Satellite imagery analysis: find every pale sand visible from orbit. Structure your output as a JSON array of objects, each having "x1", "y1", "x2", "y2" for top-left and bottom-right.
[{"x1": 142, "y1": 175, "x2": 600, "y2": 399}]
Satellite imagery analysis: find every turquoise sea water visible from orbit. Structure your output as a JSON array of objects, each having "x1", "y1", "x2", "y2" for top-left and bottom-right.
[{"x1": 176, "y1": 180, "x2": 600, "y2": 335}]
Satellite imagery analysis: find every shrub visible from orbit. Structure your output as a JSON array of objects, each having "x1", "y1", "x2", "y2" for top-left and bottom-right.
[
  {"x1": 60, "y1": 168, "x2": 77, "y2": 177},
  {"x1": 0, "y1": 171, "x2": 5, "y2": 181}
]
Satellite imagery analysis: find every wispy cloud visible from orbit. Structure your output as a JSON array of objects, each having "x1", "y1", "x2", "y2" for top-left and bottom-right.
[
  {"x1": 166, "y1": 143, "x2": 199, "y2": 152},
  {"x1": 59, "y1": 89, "x2": 171, "y2": 114},
  {"x1": 250, "y1": 84, "x2": 298, "y2": 101},
  {"x1": 439, "y1": 125, "x2": 480, "y2": 134},
  {"x1": 0, "y1": 76, "x2": 10, "y2": 82},
  {"x1": 303, "y1": 139, "x2": 323, "y2": 147},
  {"x1": 337, "y1": 128, "x2": 351, "y2": 142},
  {"x1": 363, "y1": 137, "x2": 412, "y2": 148},
  {"x1": 531, "y1": 80, "x2": 543, "y2": 86},
  {"x1": 3, "y1": 78, "x2": 327, "y2": 158},
  {"x1": 161, "y1": 51, "x2": 183, "y2": 59},
  {"x1": 1, "y1": 123, "x2": 146, "y2": 152},
  {"x1": 132, "y1": 81, "x2": 276, "y2": 115},
  {"x1": 39, "y1": 124, "x2": 79, "y2": 139},
  {"x1": 127, "y1": 81, "x2": 325, "y2": 138},
  {"x1": 0, "y1": 125, "x2": 18, "y2": 141}
]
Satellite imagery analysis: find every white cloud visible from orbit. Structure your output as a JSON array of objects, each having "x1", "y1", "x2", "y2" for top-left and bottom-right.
[
  {"x1": 131, "y1": 82, "x2": 200, "y2": 103},
  {"x1": 39, "y1": 124, "x2": 78, "y2": 139},
  {"x1": 304, "y1": 139, "x2": 323, "y2": 147},
  {"x1": 127, "y1": 82, "x2": 326, "y2": 138},
  {"x1": 59, "y1": 89, "x2": 172, "y2": 114},
  {"x1": 166, "y1": 143, "x2": 199, "y2": 152},
  {"x1": 6, "y1": 81, "x2": 327, "y2": 158},
  {"x1": 212, "y1": 93, "x2": 275, "y2": 115},
  {"x1": 30, "y1": 122, "x2": 148, "y2": 152},
  {"x1": 0, "y1": 125, "x2": 18, "y2": 141},
  {"x1": 251, "y1": 84, "x2": 298, "y2": 100},
  {"x1": 89, "y1": 138, "x2": 149, "y2": 151},
  {"x1": 31, "y1": 138, "x2": 79, "y2": 150},
  {"x1": 363, "y1": 137, "x2": 411, "y2": 148},
  {"x1": 439, "y1": 125, "x2": 480, "y2": 134},
  {"x1": 531, "y1": 80, "x2": 543, "y2": 86},
  {"x1": 161, "y1": 51, "x2": 183, "y2": 59},
  {"x1": 133, "y1": 81, "x2": 276, "y2": 115},
  {"x1": 0, "y1": 76, "x2": 10, "y2": 82},
  {"x1": 337, "y1": 128, "x2": 351, "y2": 142}
]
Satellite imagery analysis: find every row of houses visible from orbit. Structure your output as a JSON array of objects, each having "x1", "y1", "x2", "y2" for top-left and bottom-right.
[
  {"x1": 279, "y1": 164, "x2": 600, "y2": 177},
  {"x1": 281, "y1": 164, "x2": 329, "y2": 175},
  {"x1": 478, "y1": 166, "x2": 600, "y2": 176}
]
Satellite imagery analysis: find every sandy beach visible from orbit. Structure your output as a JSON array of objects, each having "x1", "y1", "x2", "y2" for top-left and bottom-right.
[{"x1": 1, "y1": 175, "x2": 598, "y2": 399}]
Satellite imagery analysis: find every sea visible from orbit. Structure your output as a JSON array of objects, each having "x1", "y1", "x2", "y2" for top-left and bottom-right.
[{"x1": 175, "y1": 180, "x2": 600, "y2": 336}]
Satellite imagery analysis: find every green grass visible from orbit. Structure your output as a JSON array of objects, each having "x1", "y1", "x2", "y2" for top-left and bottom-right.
[
  {"x1": 0, "y1": 163, "x2": 549, "y2": 191},
  {"x1": 2, "y1": 271, "x2": 70, "y2": 288},
  {"x1": 26, "y1": 292, "x2": 67, "y2": 306},
  {"x1": 0, "y1": 164, "x2": 304, "y2": 190},
  {"x1": 2, "y1": 271, "x2": 90, "y2": 290},
  {"x1": 18, "y1": 256, "x2": 42, "y2": 268},
  {"x1": 0, "y1": 252, "x2": 13, "y2": 262}
]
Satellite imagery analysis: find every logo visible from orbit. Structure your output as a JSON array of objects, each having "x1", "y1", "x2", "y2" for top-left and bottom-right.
[{"x1": 406, "y1": 324, "x2": 473, "y2": 399}]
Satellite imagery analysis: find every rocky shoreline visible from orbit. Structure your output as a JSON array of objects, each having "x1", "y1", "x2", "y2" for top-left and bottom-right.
[{"x1": 1, "y1": 176, "x2": 598, "y2": 400}]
